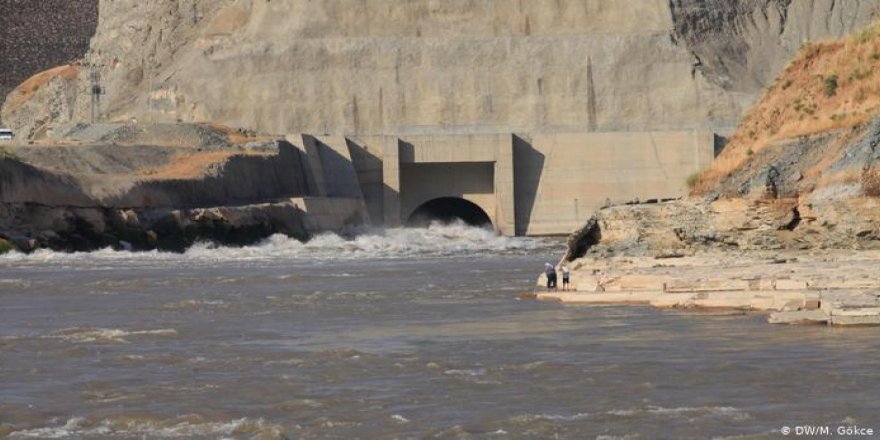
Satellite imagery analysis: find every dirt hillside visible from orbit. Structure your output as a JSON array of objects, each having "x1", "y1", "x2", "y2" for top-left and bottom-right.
[{"x1": 694, "y1": 20, "x2": 880, "y2": 197}]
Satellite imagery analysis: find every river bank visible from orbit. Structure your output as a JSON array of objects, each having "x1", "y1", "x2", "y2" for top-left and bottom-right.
[
  {"x1": 537, "y1": 249, "x2": 880, "y2": 327},
  {"x1": 0, "y1": 123, "x2": 368, "y2": 253}
]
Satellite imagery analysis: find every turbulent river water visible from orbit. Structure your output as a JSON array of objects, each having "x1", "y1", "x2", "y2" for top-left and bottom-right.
[{"x1": 1, "y1": 223, "x2": 879, "y2": 439}]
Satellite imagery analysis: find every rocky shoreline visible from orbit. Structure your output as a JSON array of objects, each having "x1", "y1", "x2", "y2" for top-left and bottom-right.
[
  {"x1": 0, "y1": 123, "x2": 367, "y2": 254},
  {"x1": 0, "y1": 201, "x2": 310, "y2": 254},
  {"x1": 537, "y1": 113, "x2": 880, "y2": 327},
  {"x1": 538, "y1": 194, "x2": 880, "y2": 327},
  {"x1": 537, "y1": 250, "x2": 880, "y2": 327}
]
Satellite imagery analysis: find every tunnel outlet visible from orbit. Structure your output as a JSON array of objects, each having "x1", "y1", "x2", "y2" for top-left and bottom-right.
[{"x1": 406, "y1": 197, "x2": 493, "y2": 228}]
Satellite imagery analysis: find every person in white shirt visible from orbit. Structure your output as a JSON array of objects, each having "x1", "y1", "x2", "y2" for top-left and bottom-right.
[{"x1": 561, "y1": 265, "x2": 571, "y2": 291}]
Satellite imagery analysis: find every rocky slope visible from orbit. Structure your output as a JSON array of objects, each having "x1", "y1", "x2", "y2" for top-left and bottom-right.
[
  {"x1": 4, "y1": 0, "x2": 880, "y2": 139},
  {"x1": 694, "y1": 20, "x2": 880, "y2": 196},
  {"x1": 564, "y1": 20, "x2": 880, "y2": 260},
  {"x1": 671, "y1": 0, "x2": 880, "y2": 93},
  {"x1": 0, "y1": 0, "x2": 98, "y2": 123},
  {"x1": 551, "y1": 20, "x2": 880, "y2": 325},
  {"x1": 0, "y1": 123, "x2": 324, "y2": 252}
]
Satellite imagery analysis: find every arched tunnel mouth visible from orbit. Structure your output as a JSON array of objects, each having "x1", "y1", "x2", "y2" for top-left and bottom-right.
[{"x1": 406, "y1": 197, "x2": 493, "y2": 228}]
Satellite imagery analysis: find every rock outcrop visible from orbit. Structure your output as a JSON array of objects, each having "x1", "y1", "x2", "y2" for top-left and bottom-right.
[
  {"x1": 549, "y1": 20, "x2": 880, "y2": 326},
  {"x1": 0, "y1": 123, "x2": 366, "y2": 253},
  {"x1": 538, "y1": 250, "x2": 880, "y2": 327},
  {"x1": 670, "y1": 0, "x2": 880, "y2": 93},
  {"x1": 563, "y1": 19, "x2": 880, "y2": 260},
  {"x1": 0, "y1": 0, "x2": 98, "y2": 123},
  {"x1": 4, "y1": 0, "x2": 880, "y2": 139},
  {"x1": 0, "y1": 201, "x2": 310, "y2": 253},
  {"x1": 695, "y1": 20, "x2": 880, "y2": 195}
]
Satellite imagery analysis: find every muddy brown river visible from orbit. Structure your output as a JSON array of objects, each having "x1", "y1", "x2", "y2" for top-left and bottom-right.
[{"x1": 1, "y1": 224, "x2": 879, "y2": 439}]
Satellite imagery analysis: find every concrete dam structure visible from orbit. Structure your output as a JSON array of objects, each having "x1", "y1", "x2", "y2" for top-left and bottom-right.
[
  {"x1": 3, "y1": 0, "x2": 878, "y2": 237},
  {"x1": 288, "y1": 130, "x2": 713, "y2": 236}
]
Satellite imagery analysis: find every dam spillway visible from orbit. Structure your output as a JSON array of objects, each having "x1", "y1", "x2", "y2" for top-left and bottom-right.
[{"x1": 286, "y1": 130, "x2": 714, "y2": 236}]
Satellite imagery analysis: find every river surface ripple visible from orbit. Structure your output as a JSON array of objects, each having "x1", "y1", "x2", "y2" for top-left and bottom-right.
[{"x1": 1, "y1": 227, "x2": 879, "y2": 439}]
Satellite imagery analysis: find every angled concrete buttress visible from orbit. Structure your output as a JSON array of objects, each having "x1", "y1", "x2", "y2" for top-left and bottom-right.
[{"x1": 293, "y1": 130, "x2": 714, "y2": 236}]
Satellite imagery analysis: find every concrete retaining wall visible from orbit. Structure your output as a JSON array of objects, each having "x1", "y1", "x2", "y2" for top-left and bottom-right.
[
  {"x1": 515, "y1": 131, "x2": 715, "y2": 235},
  {"x1": 368, "y1": 129, "x2": 713, "y2": 236},
  {"x1": 290, "y1": 197, "x2": 368, "y2": 234}
]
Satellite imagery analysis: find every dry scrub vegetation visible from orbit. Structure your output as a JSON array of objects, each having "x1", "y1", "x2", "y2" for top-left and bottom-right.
[
  {"x1": 693, "y1": 21, "x2": 880, "y2": 194},
  {"x1": 139, "y1": 151, "x2": 270, "y2": 179},
  {"x1": 203, "y1": 122, "x2": 274, "y2": 145},
  {"x1": 861, "y1": 165, "x2": 880, "y2": 197}
]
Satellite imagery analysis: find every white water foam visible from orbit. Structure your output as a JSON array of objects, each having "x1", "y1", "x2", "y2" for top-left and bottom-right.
[
  {"x1": 44, "y1": 327, "x2": 178, "y2": 344},
  {"x1": 514, "y1": 406, "x2": 750, "y2": 423},
  {"x1": 8, "y1": 416, "x2": 284, "y2": 439},
  {"x1": 0, "y1": 221, "x2": 555, "y2": 265}
]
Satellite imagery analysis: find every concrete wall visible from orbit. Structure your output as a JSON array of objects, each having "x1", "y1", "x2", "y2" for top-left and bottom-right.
[
  {"x1": 289, "y1": 197, "x2": 367, "y2": 234},
  {"x1": 346, "y1": 136, "x2": 387, "y2": 225},
  {"x1": 400, "y1": 162, "x2": 496, "y2": 224},
  {"x1": 379, "y1": 133, "x2": 517, "y2": 235},
  {"x1": 370, "y1": 129, "x2": 712, "y2": 236},
  {"x1": 287, "y1": 129, "x2": 713, "y2": 236},
  {"x1": 309, "y1": 135, "x2": 364, "y2": 200},
  {"x1": 514, "y1": 131, "x2": 715, "y2": 235}
]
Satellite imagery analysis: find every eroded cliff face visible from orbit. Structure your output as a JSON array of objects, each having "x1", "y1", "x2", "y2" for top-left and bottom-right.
[
  {"x1": 0, "y1": 123, "x2": 317, "y2": 252},
  {"x1": 670, "y1": 0, "x2": 880, "y2": 93},
  {"x1": 4, "y1": 0, "x2": 879, "y2": 139}
]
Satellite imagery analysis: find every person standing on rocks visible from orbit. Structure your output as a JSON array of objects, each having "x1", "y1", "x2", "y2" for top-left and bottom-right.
[
  {"x1": 545, "y1": 263, "x2": 558, "y2": 290},
  {"x1": 561, "y1": 264, "x2": 571, "y2": 291}
]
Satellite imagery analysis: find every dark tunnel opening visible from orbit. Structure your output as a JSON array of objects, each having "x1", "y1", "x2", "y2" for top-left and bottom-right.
[{"x1": 406, "y1": 197, "x2": 493, "y2": 228}]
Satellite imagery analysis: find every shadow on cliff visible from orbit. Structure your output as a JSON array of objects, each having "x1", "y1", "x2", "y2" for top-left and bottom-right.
[{"x1": 0, "y1": 156, "x2": 94, "y2": 206}]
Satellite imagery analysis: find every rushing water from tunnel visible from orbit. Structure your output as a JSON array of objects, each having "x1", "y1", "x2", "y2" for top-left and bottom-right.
[
  {"x1": 406, "y1": 198, "x2": 493, "y2": 228},
  {"x1": 1, "y1": 223, "x2": 879, "y2": 439}
]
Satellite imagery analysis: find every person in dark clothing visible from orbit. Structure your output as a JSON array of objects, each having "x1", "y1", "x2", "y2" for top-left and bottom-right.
[
  {"x1": 561, "y1": 264, "x2": 571, "y2": 291},
  {"x1": 544, "y1": 263, "x2": 557, "y2": 290}
]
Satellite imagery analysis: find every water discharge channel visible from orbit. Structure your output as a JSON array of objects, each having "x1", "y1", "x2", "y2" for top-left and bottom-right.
[{"x1": 1, "y1": 223, "x2": 878, "y2": 438}]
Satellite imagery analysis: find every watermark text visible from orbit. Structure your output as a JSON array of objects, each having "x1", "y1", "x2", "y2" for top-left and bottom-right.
[{"x1": 781, "y1": 425, "x2": 875, "y2": 436}]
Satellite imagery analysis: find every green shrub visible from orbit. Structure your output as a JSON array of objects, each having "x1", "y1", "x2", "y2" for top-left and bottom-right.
[
  {"x1": 781, "y1": 80, "x2": 793, "y2": 90},
  {"x1": 824, "y1": 74, "x2": 839, "y2": 97},
  {"x1": 746, "y1": 148, "x2": 755, "y2": 157},
  {"x1": 686, "y1": 172, "x2": 701, "y2": 190},
  {"x1": 0, "y1": 239, "x2": 14, "y2": 255}
]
